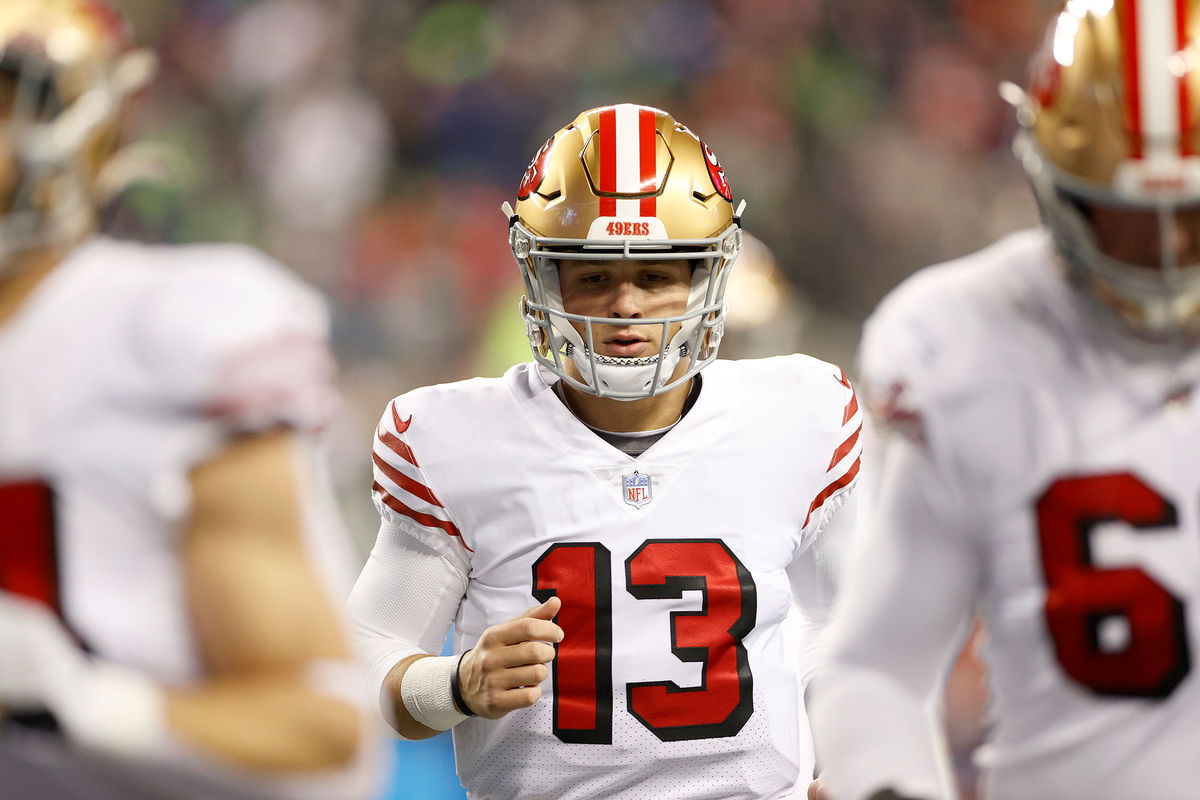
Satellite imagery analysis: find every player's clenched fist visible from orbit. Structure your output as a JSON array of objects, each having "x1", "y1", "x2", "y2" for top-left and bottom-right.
[{"x1": 456, "y1": 596, "x2": 563, "y2": 719}]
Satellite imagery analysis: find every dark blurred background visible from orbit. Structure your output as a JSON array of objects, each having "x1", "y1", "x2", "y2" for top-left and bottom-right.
[{"x1": 111, "y1": 2, "x2": 1059, "y2": 797}]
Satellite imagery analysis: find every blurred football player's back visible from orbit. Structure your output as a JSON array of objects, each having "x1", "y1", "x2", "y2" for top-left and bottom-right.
[
  {"x1": 811, "y1": 2, "x2": 1200, "y2": 799},
  {"x1": 0, "y1": 3, "x2": 380, "y2": 798}
]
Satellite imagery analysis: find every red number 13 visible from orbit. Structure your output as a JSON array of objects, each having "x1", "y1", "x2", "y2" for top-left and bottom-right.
[{"x1": 532, "y1": 539, "x2": 756, "y2": 744}]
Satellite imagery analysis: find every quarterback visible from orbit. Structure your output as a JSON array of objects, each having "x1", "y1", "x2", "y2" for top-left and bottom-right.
[
  {"x1": 0, "y1": 3, "x2": 379, "y2": 799},
  {"x1": 810, "y1": 2, "x2": 1200, "y2": 800},
  {"x1": 348, "y1": 104, "x2": 862, "y2": 799}
]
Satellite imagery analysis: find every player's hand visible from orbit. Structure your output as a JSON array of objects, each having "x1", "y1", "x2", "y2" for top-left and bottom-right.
[
  {"x1": 457, "y1": 596, "x2": 563, "y2": 719},
  {"x1": 807, "y1": 776, "x2": 829, "y2": 800}
]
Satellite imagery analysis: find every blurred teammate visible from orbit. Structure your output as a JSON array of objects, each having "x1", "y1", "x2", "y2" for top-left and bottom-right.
[
  {"x1": 348, "y1": 104, "x2": 861, "y2": 799},
  {"x1": 0, "y1": 3, "x2": 379, "y2": 798},
  {"x1": 810, "y1": 3, "x2": 1200, "y2": 799}
]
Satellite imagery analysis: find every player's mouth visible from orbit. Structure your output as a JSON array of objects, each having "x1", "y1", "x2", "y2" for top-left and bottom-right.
[{"x1": 601, "y1": 333, "x2": 655, "y2": 358}]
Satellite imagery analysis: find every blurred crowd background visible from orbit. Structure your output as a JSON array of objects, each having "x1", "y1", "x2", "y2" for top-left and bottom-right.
[{"x1": 107, "y1": 1, "x2": 1060, "y2": 797}]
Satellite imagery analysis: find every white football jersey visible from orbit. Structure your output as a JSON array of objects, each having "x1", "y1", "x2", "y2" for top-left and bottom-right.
[
  {"x1": 0, "y1": 237, "x2": 355, "y2": 799},
  {"x1": 859, "y1": 228, "x2": 1200, "y2": 799},
  {"x1": 370, "y1": 356, "x2": 862, "y2": 800}
]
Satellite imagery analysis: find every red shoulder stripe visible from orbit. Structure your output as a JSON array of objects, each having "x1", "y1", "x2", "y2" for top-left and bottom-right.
[
  {"x1": 842, "y1": 389, "x2": 860, "y2": 426},
  {"x1": 804, "y1": 455, "x2": 861, "y2": 529},
  {"x1": 372, "y1": 451, "x2": 444, "y2": 509},
  {"x1": 372, "y1": 481, "x2": 471, "y2": 551},
  {"x1": 377, "y1": 429, "x2": 418, "y2": 467},
  {"x1": 827, "y1": 423, "x2": 863, "y2": 471},
  {"x1": 378, "y1": 403, "x2": 419, "y2": 465}
]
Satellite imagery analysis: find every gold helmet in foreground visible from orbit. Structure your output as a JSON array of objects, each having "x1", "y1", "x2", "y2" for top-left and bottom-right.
[
  {"x1": 505, "y1": 104, "x2": 743, "y2": 400},
  {"x1": 1014, "y1": 0, "x2": 1200, "y2": 346},
  {"x1": 0, "y1": 0, "x2": 155, "y2": 273}
]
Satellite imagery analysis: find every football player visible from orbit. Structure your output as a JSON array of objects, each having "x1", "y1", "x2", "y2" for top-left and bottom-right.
[
  {"x1": 0, "y1": 2, "x2": 380, "y2": 798},
  {"x1": 810, "y1": 2, "x2": 1200, "y2": 799},
  {"x1": 347, "y1": 104, "x2": 863, "y2": 799}
]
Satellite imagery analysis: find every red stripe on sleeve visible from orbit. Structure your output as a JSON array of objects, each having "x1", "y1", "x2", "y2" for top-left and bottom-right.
[
  {"x1": 377, "y1": 429, "x2": 418, "y2": 467},
  {"x1": 376, "y1": 402, "x2": 420, "y2": 466},
  {"x1": 1179, "y1": 0, "x2": 1193, "y2": 156},
  {"x1": 827, "y1": 423, "x2": 863, "y2": 471},
  {"x1": 842, "y1": 390, "x2": 860, "y2": 425},
  {"x1": 372, "y1": 451, "x2": 444, "y2": 509},
  {"x1": 599, "y1": 107, "x2": 616, "y2": 217},
  {"x1": 639, "y1": 107, "x2": 657, "y2": 216},
  {"x1": 1123, "y1": 0, "x2": 1144, "y2": 157},
  {"x1": 804, "y1": 456, "x2": 862, "y2": 529},
  {"x1": 373, "y1": 482, "x2": 472, "y2": 551}
]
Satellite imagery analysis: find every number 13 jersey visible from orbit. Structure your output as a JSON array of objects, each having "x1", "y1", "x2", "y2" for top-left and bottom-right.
[{"x1": 367, "y1": 356, "x2": 861, "y2": 800}]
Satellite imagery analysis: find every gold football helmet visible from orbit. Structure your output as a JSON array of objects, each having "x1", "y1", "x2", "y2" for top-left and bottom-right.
[
  {"x1": 0, "y1": 0, "x2": 154, "y2": 273},
  {"x1": 505, "y1": 104, "x2": 743, "y2": 400},
  {"x1": 1013, "y1": 0, "x2": 1200, "y2": 345}
]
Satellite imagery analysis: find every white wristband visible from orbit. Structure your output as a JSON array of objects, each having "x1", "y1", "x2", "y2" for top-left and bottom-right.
[{"x1": 400, "y1": 655, "x2": 470, "y2": 731}]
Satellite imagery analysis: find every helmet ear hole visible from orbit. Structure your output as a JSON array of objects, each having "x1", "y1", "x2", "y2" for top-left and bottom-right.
[
  {"x1": 699, "y1": 319, "x2": 725, "y2": 360},
  {"x1": 519, "y1": 295, "x2": 552, "y2": 357}
]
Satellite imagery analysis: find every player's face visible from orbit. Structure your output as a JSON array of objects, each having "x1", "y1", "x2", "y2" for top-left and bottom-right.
[
  {"x1": 1087, "y1": 202, "x2": 1200, "y2": 269},
  {"x1": 557, "y1": 258, "x2": 692, "y2": 359}
]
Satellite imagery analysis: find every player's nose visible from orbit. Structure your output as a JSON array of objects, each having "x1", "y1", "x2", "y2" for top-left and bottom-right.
[{"x1": 608, "y1": 280, "x2": 643, "y2": 319}]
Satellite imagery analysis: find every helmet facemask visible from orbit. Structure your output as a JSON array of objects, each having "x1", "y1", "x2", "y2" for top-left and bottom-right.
[
  {"x1": 510, "y1": 217, "x2": 741, "y2": 400},
  {"x1": 1018, "y1": 128, "x2": 1200, "y2": 350}
]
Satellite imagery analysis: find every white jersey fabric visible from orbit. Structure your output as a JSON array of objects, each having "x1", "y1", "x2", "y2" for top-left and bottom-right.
[
  {"x1": 352, "y1": 355, "x2": 862, "y2": 800},
  {"x1": 0, "y1": 237, "x2": 368, "y2": 800},
  {"x1": 812, "y1": 228, "x2": 1200, "y2": 800}
]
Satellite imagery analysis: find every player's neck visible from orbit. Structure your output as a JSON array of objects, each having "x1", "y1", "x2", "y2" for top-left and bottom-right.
[
  {"x1": 561, "y1": 376, "x2": 695, "y2": 433},
  {"x1": 0, "y1": 249, "x2": 60, "y2": 326}
]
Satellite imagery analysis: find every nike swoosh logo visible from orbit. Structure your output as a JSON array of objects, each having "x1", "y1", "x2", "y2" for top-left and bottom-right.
[{"x1": 390, "y1": 402, "x2": 413, "y2": 433}]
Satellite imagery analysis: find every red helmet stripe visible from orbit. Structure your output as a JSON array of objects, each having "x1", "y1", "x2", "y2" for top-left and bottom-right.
[
  {"x1": 1178, "y1": 0, "x2": 1193, "y2": 156},
  {"x1": 639, "y1": 106, "x2": 657, "y2": 216},
  {"x1": 1123, "y1": 0, "x2": 1145, "y2": 158},
  {"x1": 599, "y1": 106, "x2": 617, "y2": 216}
]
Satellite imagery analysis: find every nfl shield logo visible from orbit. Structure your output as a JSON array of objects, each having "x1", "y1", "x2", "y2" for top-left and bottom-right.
[{"x1": 622, "y1": 471, "x2": 652, "y2": 508}]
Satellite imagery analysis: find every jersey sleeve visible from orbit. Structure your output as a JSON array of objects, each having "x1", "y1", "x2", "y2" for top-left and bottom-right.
[
  {"x1": 800, "y1": 364, "x2": 864, "y2": 547},
  {"x1": 346, "y1": 520, "x2": 470, "y2": 737},
  {"x1": 370, "y1": 397, "x2": 472, "y2": 570},
  {"x1": 137, "y1": 245, "x2": 338, "y2": 434}
]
